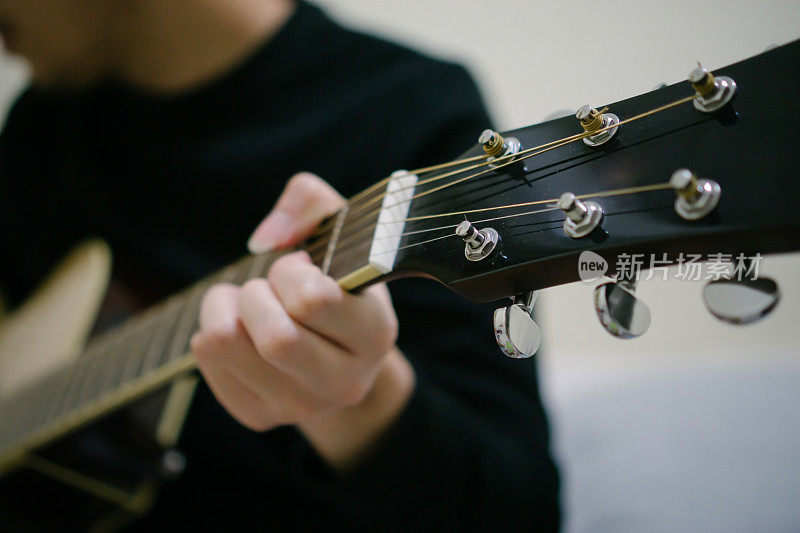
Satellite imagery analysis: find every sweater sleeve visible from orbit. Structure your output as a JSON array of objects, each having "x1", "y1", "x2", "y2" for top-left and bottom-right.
[{"x1": 292, "y1": 279, "x2": 561, "y2": 531}]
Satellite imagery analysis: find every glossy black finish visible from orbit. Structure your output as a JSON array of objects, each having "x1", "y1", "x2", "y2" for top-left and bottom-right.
[{"x1": 393, "y1": 40, "x2": 800, "y2": 302}]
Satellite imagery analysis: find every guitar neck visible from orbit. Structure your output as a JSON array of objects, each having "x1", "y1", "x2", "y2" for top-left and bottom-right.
[
  {"x1": 0, "y1": 253, "x2": 268, "y2": 470},
  {"x1": 0, "y1": 171, "x2": 416, "y2": 469}
]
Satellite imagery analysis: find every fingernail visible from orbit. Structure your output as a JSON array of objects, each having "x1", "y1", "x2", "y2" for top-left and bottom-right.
[
  {"x1": 248, "y1": 210, "x2": 292, "y2": 254},
  {"x1": 289, "y1": 250, "x2": 312, "y2": 263}
]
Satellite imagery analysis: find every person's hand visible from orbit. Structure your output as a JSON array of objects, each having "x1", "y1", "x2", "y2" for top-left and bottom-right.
[{"x1": 191, "y1": 172, "x2": 415, "y2": 470}]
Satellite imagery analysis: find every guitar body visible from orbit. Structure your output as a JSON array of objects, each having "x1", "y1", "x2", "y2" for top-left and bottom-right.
[
  {"x1": 0, "y1": 241, "x2": 197, "y2": 532},
  {"x1": 0, "y1": 241, "x2": 111, "y2": 398}
]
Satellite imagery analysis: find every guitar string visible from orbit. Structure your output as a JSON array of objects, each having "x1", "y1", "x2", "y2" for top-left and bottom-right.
[
  {"x1": 311, "y1": 154, "x2": 492, "y2": 237},
  {"x1": 342, "y1": 93, "x2": 696, "y2": 225},
  {"x1": 366, "y1": 182, "x2": 673, "y2": 257},
  {"x1": 314, "y1": 102, "x2": 621, "y2": 237},
  {"x1": 310, "y1": 93, "x2": 696, "y2": 258},
  {"x1": 348, "y1": 153, "x2": 490, "y2": 203},
  {"x1": 314, "y1": 92, "x2": 694, "y2": 260},
  {"x1": 307, "y1": 133, "x2": 586, "y2": 257},
  {"x1": 308, "y1": 181, "x2": 672, "y2": 266},
  {"x1": 381, "y1": 95, "x2": 695, "y2": 212},
  {"x1": 338, "y1": 125, "x2": 607, "y2": 226}
]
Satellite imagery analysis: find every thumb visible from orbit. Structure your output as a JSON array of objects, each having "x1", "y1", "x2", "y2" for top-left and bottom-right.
[{"x1": 247, "y1": 172, "x2": 346, "y2": 254}]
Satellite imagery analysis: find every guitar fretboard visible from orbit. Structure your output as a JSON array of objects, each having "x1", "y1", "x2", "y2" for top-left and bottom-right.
[{"x1": 0, "y1": 251, "x2": 277, "y2": 460}]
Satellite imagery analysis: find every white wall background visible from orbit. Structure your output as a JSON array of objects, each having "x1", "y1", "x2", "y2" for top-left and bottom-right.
[{"x1": 1, "y1": 1, "x2": 799, "y2": 531}]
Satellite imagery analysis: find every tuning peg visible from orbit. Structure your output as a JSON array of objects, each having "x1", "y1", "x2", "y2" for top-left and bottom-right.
[
  {"x1": 688, "y1": 63, "x2": 737, "y2": 113},
  {"x1": 557, "y1": 192, "x2": 604, "y2": 238},
  {"x1": 670, "y1": 168, "x2": 721, "y2": 220},
  {"x1": 455, "y1": 220, "x2": 498, "y2": 262},
  {"x1": 494, "y1": 291, "x2": 541, "y2": 358},
  {"x1": 478, "y1": 129, "x2": 521, "y2": 168},
  {"x1": 702, "y1": 259, "x2": 780, "y2": 325},
  {"x1": 575, "y1": 104, "x2": 619, "y2": 147},
  {"x1": 594, "y1": 278, "x2": 651, "y2": 338}
]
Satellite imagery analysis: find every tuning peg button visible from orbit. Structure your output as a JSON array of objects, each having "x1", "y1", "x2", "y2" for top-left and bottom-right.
[
  {"x1": 494, "y1": 292, "x2": 541, "y2": 358},
  {"x1": 703, "y1": 274, "x2": 780, "y2": 325},
  {"x1": 594, "y1": 278, "x2": 651, "y2": 338}
]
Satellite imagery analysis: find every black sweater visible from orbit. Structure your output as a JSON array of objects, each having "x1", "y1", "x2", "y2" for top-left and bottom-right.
[{"x1": 0, "y1": 2, "x2": 560, "y2": 530}]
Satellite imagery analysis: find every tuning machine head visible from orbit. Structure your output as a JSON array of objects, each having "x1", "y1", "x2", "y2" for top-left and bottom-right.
[
  {"x1": 557, "y1": 192, "x2": 604, "y2": 238},
  {"x1": 689, "y1": 63, "x2": 737, "y2": 113},
  {"x1": 594, "y1": 278, "x2": 651, "y2": 338},
  {"x1": 703, "y1": 277, "x2": 780, "y2": 325},
  {"x1": 703, "y1": 257, "x2": 780, "y2": 325},
  {"x1": 478, "y1": 129, "x2": 521, "y2": 169},
  {"x1": 670, "y1": 168, "x2": 721, "y2": 220},
  {"x1": 494, "y1": 292, "x2": 541, "y2": 358},
  {"x1": 576, "y1": 105, "x2": 619, "y2": 147},
  {"x1": 455, "y1": 220, "x2": 498, "y2": 262}
]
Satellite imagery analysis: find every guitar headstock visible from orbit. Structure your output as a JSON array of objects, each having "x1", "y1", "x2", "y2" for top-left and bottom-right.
[
  {"x1": 390, "y1": 41, "x2": 800, "y2": 307},
  {"x1": 362, "y1": 40, "x2": 799, "y2": 356},
  {"x1": 317, "y1": 41, "x2": 799, "y2": 358}
]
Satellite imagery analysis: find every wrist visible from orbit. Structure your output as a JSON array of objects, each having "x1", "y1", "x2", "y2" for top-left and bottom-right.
[{"x1": 298, "y1": 347, "x2": 415, "y2": 472}]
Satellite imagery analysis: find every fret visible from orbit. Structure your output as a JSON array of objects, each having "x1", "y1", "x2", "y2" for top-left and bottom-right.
[
  {"x1": 113, "y1": 309, "x2": 164, "y2": 388},
  {"x1": 0, "y1": 389, "x2": 28, "y2": 445},
  {"x1": 246, "y1": 253, "x2": 270, "y2": 280},
  {"x1": 18, "y1": 370, "x2": 62, "y2": 440},
  {"x1": 132, "y1": 297, "x2": 182, "y2": 377},
  {"x1": 150, "y1": 298, "x2": 189, "y2": 371},
  {"x1": 327, "y1": 235, "x2": 374, "y2": 280},
  {"x1": 36, "y1": 368, "x2": 74, "y2": 431},
  {"x1": 77, "y1": 331, "x2": 130, "y2": 407},
  {"x1": 28, "y1": 371, "x2": 65, "y2": 429},
  {"x1": 0, "y1": 400, "x2": 8, "y2": 443},
  {"x1": 122, "y1": 307, "x2": 164, "y2": 379},
  {"x1": 41, "y1": 364, "x2": 76, "y2": 424},
  {"x1": 213, "y1": 261, "x2": 242, "y2": 285},
  {"x1": 20, "y1": 366, "x2": 75, "y2": 446},
  {"x1": 71, "y1": 358, "x2": 101, "y2": 413},
  {"x1": 165, "y1": 283, "x2": 207, "y2": 362},
  {"x1": 55, "y1": 357, "x2": 95, "y2": 422},
  {"x1": 72, "y1": 327, "x2": 129, "y2": 407},
  {"x1": 321, "y1": 208, "x2": 348, "y2": 275},
  {"x1": 113, "y1": 324, "x2": 151, "y2": 387},
  {"x1": 0, "y1": 410, "x2": 10, "y2": 449},
  {"x1": 85, "y1": 331, "x2": 128, "y2": 395}
]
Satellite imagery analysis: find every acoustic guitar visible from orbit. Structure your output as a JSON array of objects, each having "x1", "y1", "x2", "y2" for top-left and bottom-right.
[{"x1": 1, "y1": 40, "x2": 798, "y2": 531}]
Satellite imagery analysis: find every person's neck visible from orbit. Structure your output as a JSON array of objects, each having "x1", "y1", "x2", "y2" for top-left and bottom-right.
[{"x1": 110, "y1": 0, "x2": 295, "y2": 94}]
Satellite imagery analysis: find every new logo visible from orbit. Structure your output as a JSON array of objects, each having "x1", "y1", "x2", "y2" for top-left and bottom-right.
[{"x1": 578, "y1": 250, "x2": 608, "y2": 282}]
